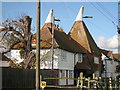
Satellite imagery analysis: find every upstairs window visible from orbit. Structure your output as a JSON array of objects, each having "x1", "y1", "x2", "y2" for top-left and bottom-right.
[
  {"x1": 78, "y1": 54, "x2": 83, "y2": 63},
  {"x1": 61, "y1": 50, "x2": 67, "y2": 61},
  {"x1": 94, "y1": 57, "x2": 99, "y2": 64}
]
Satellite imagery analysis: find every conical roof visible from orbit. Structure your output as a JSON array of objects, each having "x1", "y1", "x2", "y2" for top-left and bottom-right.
[
  {"x1": 39, "y1": 23, "x2": 85, "y2": 53},
  {"x1": 45, "y1": 9, "x2": 53, "y2": 24},
  {"x1": 69, "y1": 7, "x2": 101, "y2": 56},
  {"x1": 75, "y1": 6, "x2": 84, "y2": 21},
  {"x1": 33, "y1": 9, "x2": 85, "y2": 53}
]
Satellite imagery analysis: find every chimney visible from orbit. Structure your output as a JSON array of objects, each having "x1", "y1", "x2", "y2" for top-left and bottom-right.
[{"x1": 55, "y1": 25, "x2": 59, "y2": 28}]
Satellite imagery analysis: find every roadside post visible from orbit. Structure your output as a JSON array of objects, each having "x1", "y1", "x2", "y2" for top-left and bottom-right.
[{"x1": 41, "y1": 81, "x2": 46, "y2": 90}]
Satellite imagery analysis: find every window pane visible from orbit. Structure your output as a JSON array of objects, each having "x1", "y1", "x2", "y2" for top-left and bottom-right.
[
  {"x1": 69, "y1": 70, "x2": 73, "y2": 78},
  {"x1": 60, "y1": 70, "x2": 65, "y2": 78},
  {"x1": 78, "y1": 54, "x2": 83, "y2": 63},
  {"x1": 94, "y1": 57, "x2": 99, "y2": 64}
]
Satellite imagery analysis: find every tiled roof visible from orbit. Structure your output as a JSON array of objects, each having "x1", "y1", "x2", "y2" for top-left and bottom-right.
[
  {"x1": 33, "y1": 23, "x2": 85, "y2": 53},
  {"x1": 100, "y1": 49, "x2": 113, "y2": 59},
  {"x1": 12, "y1": 23, "x2": 85, "y2": 53},
  {"x1": 69, "y1": 21, "x2": 101, "y2": 56},
  {"x1": 113, "y1": 53, "x2": 120, "y2": 61},
  {"x1": 101, "y1": 49, "x2": 120, "y2": 61}
]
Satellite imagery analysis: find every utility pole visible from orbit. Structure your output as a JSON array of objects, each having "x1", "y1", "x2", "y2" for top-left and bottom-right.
[
  {"x1": 104, "y1": 59, "x2": 108, "y2": 89},
  {"x1": 51, "y1": 15, "x2": 54, "y2": 70},
  {"x1": 51, "y1": 12, "x2": 60, "y2": 69},
  {"x1": 117, "y1": 2, "x2": 120, "y2": 72},
  {"x1": 36, "y1": 0, "x2": 40, "y2": 90}
]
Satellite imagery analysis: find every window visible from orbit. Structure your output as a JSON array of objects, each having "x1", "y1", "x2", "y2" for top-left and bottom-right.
[
  {"x1": 94, "y1": 57, "x2": 99, "y2": 64},
  {"x1": 60, "y1": 70, "x2": 65, "y2": 78},
  {"x1": 95, "y1": 71, "x2": 99, "y2": 77},
  {"x1": 61, "y1": 50, "x2": 67, "y2": 60},
  {"x1": 16, "y1": 50, "x2": 19, "y2": 53},
  {"x1": 78, "y1": 54, "x2": 83, "y2": 63},
  {"x1": 69, "y1": 70, "x2": 73, "y2": 78}
]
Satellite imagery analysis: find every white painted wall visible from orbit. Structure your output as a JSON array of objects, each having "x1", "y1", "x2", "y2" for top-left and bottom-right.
[
  {"x1": 40, "y1": 49, "x2": 75, "y2": 85},
  {"x1": 58, "y1": 49, "x2": 74, "y2": 70},
  {"x1": 40, "y1": 49, "x2": 59, "y2": 69},
  {"x1": 102, "y1": 54, "x2": 120, "y2": 78},
  {"x1": 8, "y1": 48, "x2": 79, "y2": 85},
  {"x1": 5, "y1": 50, "x2": 24, "y2": 63},
  {"x1": 7, "y1": 48, "x2": 76, "y2": 70}
]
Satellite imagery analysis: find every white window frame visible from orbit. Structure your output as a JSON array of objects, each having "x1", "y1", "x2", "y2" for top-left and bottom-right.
[
  {"x1": 60, "y1": 70, "x2": 65, "y2": 78},
  {"x1": 69, "y1": 70, "x2": 73, "y2": 78},
  {"x1": 94, "y1": 57, "x2": 99, "y2": 64},
  {"x1": 78, "y1": 54, "x2": 83, "y2": 63}
]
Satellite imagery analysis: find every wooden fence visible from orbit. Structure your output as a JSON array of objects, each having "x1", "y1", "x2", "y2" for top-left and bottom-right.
[
  {"x1": 76, "y1": 72, "x2": 120, "y2": 89},
  {"x1": 43, "y1": 72, "x2": 120, "y2": 89},
  {"x1": 2, "y1": 68, "x2": 120, "y2": 89},
  {"x1": 2, "y1": 67, "x2": 35, "y2": 88},
  {"x1": 2, "y1": 67, "x2": 57, "y2": 89}
]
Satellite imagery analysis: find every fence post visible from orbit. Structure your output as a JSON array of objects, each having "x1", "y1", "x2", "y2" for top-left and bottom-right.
[
  {"x1": 99, "y1": 77, "x2": 102, "y2": 89},
  {"x1": 93, "y1": 73, "x2": 97, "y2": 89},
  {"x1": 93, "y1": 73, "x2": 95, "y2": 79},
  {"x1": 80, "y1": 72, "x2": 83, "y2": 88},
  {"x1": 94, "y1": 77, "x2": 97, "y2": 89},
  {"x1": 118, "y1": 78, "x2": 120, "y2": 88},
  {"x1": 77, "y1": 77, "x2": 80, "y2": 87},
  {"x1": 88, "y1": 77, "x2": 90, "y2": 89},
  {"x1": 115, "y1": 77, "x2": 117, "y2": 89},
  {"x1": 109, "y1": 77, "x2": 112, "y2": 89}
]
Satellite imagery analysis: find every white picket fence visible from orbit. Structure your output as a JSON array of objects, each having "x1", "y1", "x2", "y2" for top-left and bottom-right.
[
  {"x1": 42, "y1": 72, "x2": 120, "y2": 89},
  {"x1": 77, "y1": 72, "x2": 120, "y2": 89}
]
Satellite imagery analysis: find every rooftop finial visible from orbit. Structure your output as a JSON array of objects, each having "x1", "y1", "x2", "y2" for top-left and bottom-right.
[
  {"x1": 45, "y1": 9, "x2": 53, "y2": 23},
  {"x1": 75, "y1": 6, "x2": 84, "y2": 21}
]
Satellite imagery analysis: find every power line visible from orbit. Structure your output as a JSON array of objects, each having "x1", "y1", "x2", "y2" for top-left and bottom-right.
[
  {"x1": 90, "y1": 2, "x2": 118, "y2": 28},
  {"x1": 97, "y1": 2, "x2": 117, "y2": 20},
  {"x1": 96, "y1": 2, "x2": 117, "y2": 24},
  {"x1": 62, "y1": 2, "x2": 114, "y2": 34}
]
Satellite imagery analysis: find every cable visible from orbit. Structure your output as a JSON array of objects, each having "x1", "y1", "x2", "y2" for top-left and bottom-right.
[
  {"x1": 90, "y1": 2, "x2": 118, "y2": 28},
  {"x1": 62, "y1": 2, "x2": 114, "y2": 35},
  {"x1": 96, "y1": 2, "x2": 118, "y2": 24},
  {"x1": 97, "y1": 2, "x2": 117, "y2": 20}
]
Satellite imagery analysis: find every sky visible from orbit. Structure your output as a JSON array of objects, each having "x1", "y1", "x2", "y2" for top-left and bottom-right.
[{"x1": 1, "y1": 1, "x2": 119, "y2": 52}]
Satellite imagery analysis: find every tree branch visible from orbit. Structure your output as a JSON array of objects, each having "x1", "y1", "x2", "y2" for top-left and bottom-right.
[
  {"x1": 2, "y1": 41, "x2": 21, "y2": 54},
  {"x1": 0, "y1": 32, "x2": 7, "y2": 42},
  {"x1": 0, "y1": 27, "x2": 24, "y2": 41}
]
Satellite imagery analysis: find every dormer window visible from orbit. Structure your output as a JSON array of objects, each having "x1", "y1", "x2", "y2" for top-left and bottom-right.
[
  {"x1": 78, "y1": 54, "x2": 83, "y2": 63},
  {"x1": 94, "y1": 57, "x2": 99, "y2": 64}
]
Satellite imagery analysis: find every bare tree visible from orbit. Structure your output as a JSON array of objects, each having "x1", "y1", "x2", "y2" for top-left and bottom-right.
[{"x1": 0, "y1": 16, "x2": 35, "y2": 69}]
